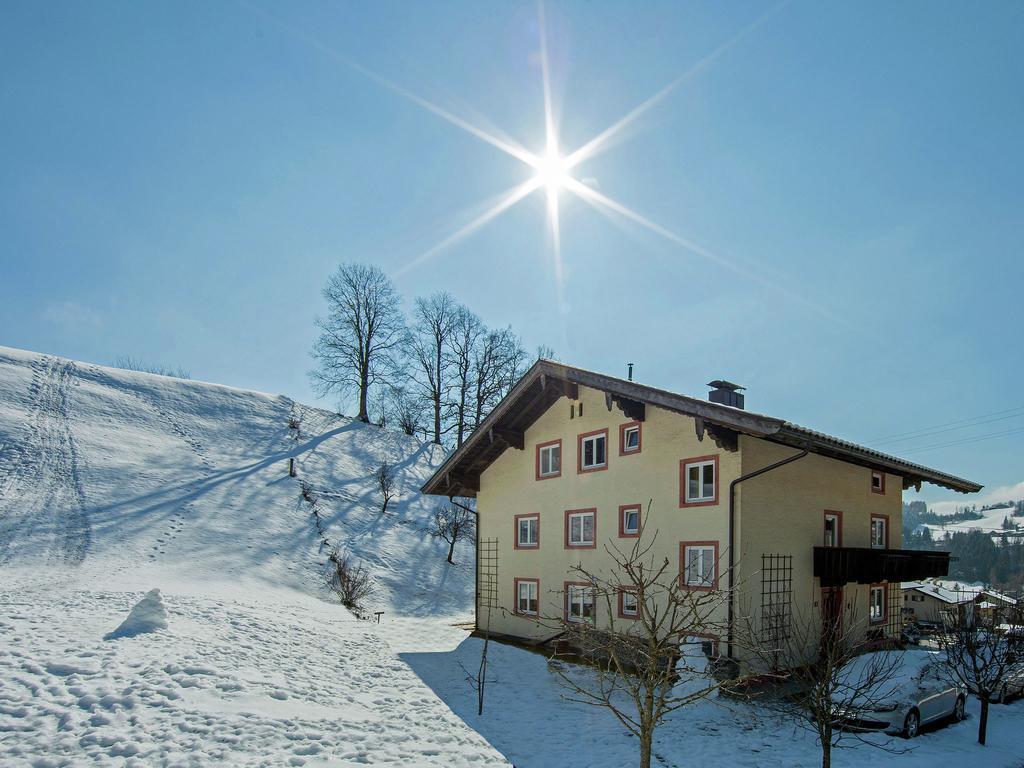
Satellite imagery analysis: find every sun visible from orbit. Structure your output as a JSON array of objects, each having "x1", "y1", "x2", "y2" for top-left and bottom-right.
[{"x1": 532, "y1": 146, "x2": 571, "y2": 196}]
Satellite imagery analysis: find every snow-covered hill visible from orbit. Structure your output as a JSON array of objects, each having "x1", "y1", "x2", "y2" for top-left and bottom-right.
[
  {"x1": 919, "y1": 508, "x2": 1023, "y2": 541},
  {"x1": 0, "y1": 345, "x2": 505, "y2": 766},
  {"x1": 3, "y1": 345, "x2": 1023, "y2": 768}
]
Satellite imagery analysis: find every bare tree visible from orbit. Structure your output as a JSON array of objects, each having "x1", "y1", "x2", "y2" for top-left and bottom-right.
[
  {"x1": 387, "y1": 386, "x2": 425, "y2": 437},
  {"x1": 545, "y1": 523, "x2": 733, "y2": 768},
  {"x1": 310, "y1": 263, "x2": 405, "y2": 423},
  {"x1": 409, "y1": 292, "x2": 458, "y2": 444},
  {"x1": 376, "y1": 461, "x2": 396, "y2": 514},
  {"x1": 114, "y1": 355, "x2": 191, "y2": 379},
  {"x1": 430, "y1": 503, "x2": 475, "y2": 564},
  {"x1": 472, "y1": 327, "x2": 527, "y2": 432},
  {"x1": 937, "y1": 597, "x2": 1024, "y2": 745},
  {"x1": 536, "y1": 344, "x2": 556, "y2": 361},
  {"x1": 325, "y1": 547, "x2": 374, "y2": 610},
  {"x1": 447, "y1": 305, "x2": 485, "y2": 447},
  {"x1": 737, "y1": 598, "x2": 904, "y2": 768}
]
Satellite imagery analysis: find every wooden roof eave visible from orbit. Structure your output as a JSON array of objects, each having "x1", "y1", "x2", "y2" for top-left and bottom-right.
[{"x1": 769, "y1": 426, "x2": 982, "y2": 494}]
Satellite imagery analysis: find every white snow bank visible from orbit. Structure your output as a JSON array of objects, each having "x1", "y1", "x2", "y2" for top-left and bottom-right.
[{"x1": 104, "y1": 588, "x2": 168, "y2": 640}]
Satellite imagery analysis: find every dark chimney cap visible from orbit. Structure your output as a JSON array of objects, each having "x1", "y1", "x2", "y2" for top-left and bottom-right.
[
  {"x1": 708, "y1": 380, "x2": 745, "y2": 409},
  {"x1": 707, "y1": 380, "x2": 745, "y2": 392}
]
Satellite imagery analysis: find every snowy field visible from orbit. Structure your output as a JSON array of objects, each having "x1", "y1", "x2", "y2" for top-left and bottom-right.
[{"x1": 1, "y1": 345, "x2": 1022, "y2": 767}]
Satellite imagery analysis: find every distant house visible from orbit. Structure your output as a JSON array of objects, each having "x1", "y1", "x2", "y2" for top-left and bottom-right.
[
  {"x1": 901, "y1": 581, "x2": 978, "y2": 624},
  {"x1": 902, "y1": 580, "x2": 1019, "y2": 625},
  {"x1": 422, "y1": 360, "x2": 982, "y2": 666}
]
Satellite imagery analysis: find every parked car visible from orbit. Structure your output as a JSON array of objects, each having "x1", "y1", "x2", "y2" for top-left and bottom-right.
[
  {"x1": 997, "y1": 665, "x2": 1024, "y2": 703},
  {"x1": 831, "y1": 650, "x2": 966, "y2": 738},
  {"x1": 915, "y1": 620, "x2": 942, "y2": 635},
  {"x1": 901, "y1": 625, "x2": 922, "y2": 646}
]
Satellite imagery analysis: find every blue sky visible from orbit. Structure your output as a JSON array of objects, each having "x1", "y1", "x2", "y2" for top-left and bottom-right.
[{"x1": 2, "y1": 1, "x2": 1022, "y2": 506}]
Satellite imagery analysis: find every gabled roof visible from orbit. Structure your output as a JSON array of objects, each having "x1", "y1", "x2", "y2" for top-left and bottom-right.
[
  {"x1": 421, "y1": 360, "x2": 984, "y2": 498},
  {"x1": 901, "y1": 581, "x2": 980, "y2": 605}
]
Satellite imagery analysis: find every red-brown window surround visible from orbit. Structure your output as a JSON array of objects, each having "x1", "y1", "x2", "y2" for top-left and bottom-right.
[
  {"x1": 619, "y1": 421, "x2": 642, "y2": 456},
  {"x1": 535, "y1": 439, "x2": 562, "y2": 481},
  {"x1": 679, "y1": 540, "x2": 719, "y2": 591},
  {"x1": 577, "y1": 428, "x2": 610, "y2": 474},
  {"x1": 617, "y1": 588, "x2": 639, "y2": 620},
  {"x1": 870, "y1": 513, "x2": 890, "y2": 549},
  {"x1": 564, "y1": 580, "x2": 595, "y2": 623},
  {"x1": 869, "y1": 582, "x2": 887, "y2": 624},
  {"x1": 564, "y1": 508, "x2": 598, "y2": 549},
  {"x1": 823, "y1": 509, "x2": 843, "y2": 547},
  {"x1": 618, "y1": 503, "x2": 641, "y2": 538},
  {"x1": 514, "y1": 513, "x2": 540, "y2": 550},
  {"x1": 514, "y1": 577, "x2": 540, "y2": 617},
  {"x1": 679, "y1": 454, "x2": 720, "y2": 508}
]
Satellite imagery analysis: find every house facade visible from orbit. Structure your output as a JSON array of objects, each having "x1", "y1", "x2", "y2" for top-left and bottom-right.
[{"x1": 423, "y1": 361, "x2": 981, "y2": 664}]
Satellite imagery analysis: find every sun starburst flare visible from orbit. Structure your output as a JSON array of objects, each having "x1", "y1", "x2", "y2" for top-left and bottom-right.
[{"x1": 245, "y1": 0, "x2": 836, "y2": 322}]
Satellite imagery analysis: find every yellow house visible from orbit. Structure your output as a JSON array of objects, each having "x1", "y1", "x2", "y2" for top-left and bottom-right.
[{"x1": 422, "y1": 360, "x2": 981, "y2": 664}]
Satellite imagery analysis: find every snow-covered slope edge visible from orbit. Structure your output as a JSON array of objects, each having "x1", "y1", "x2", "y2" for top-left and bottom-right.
[
  {"x1": 0, "y1": 344, "x2": 470, "y2": 613},
  {"x1": 0, "y1": 345, "x2": 505, "y2": 766}
]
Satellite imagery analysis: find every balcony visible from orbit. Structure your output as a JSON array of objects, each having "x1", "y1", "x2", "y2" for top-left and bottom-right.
[{"x1": 813, "y1": 546, "x2": 950, "y2": 588}]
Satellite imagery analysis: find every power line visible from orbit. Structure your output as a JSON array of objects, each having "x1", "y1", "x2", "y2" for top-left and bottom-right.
[
  {"x1": 871, "y1": 405, "x2": 1024, "y2": 445},
  {"x1": 901, "y1": 423, "x2": 1024, "y2": 454},
  {"x1": 874, "y1": 409, "x2": 1024, "y2": 447}
]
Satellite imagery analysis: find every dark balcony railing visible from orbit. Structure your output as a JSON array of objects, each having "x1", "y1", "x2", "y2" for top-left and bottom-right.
[{"x1": 813, "y1": 546, "x2": 950, "y2": 588}]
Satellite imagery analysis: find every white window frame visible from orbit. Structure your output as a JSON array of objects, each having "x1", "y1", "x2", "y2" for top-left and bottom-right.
[
  {"x1": 566, "y1": 584, "x2": 595, "y2": 623},
  {"x1": 871, "y1": 517, "x2": 887, "y2": 549},
  {"x1": 871, "y1": 470, "x2": 884, "y2": 493},
  {"x1": 870, "y1": 585, "x2": 885, "y2": 623},
  {"x1": 579, "y1": 433, "x2": 607, "y2": 471},
  {"x1": 622, "y1": 425, "x2": 640, "y2": 453},
  {"x1": 824, "y1": 513, "x2": 841, "y2": 548},
  {"x1": 517, "y1": 515, "x2": 539, "y2": 548},
  {"x1": 622, "y1": 506, "x2": 640, "y2": 536},
  {"x1": 538, "y1": 442, "x2": 561, "y2": 478},
  {"x1": 567, "y1": 510, "x2": 595, "y2": 548},
  {"x1": 517, "y1": 579, "x2": 539, "y2": 616},
  {"x1": 620, "y1": 590, "x2": 639, "y2": 617},
  {"x1": 684, "y1": 459, "x2": 717, "y2": 504},
  {"x1": 683, "y1": 545, "x2": 716, "y2": 588}
]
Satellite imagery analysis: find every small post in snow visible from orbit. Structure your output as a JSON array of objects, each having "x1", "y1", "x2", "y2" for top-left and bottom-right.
[{"x1": 288, "y1": 458, "x2": 296, "y2": 477}]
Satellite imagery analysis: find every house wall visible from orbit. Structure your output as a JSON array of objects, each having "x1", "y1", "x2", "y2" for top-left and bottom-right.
[
  {"x1": 736, "y1": 436, "x2": 903, "y2": 658},
  {"x1": 475, "y1": 383, "x2": 904, "y2": 661},
  {"x1": 901, "y1": 591, "x2": 959, "y2": 624},
  {"x1": 476, "y1": 384, "x2": 739, "y2": 642}
]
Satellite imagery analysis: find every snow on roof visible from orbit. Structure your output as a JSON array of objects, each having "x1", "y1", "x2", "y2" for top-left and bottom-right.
[
  {"x1": 981, "y1": 588, "x2": 1018, "y2": 606},
  {"x1": 902, "y1": 581, "x2": 979, "y2": 604}
]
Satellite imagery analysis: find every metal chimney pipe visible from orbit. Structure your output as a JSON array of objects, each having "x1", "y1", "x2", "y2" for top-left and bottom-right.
[{"x1": 627, "y1": 363, "x2": 634, "y2": 381}]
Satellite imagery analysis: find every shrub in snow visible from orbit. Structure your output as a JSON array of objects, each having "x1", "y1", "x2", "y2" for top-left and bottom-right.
[
  {"x1": 104, "y1": 588, "x2": 168, "y2": 640},
  {"x1": 326, "y1": 548, "x2": 373, "y2": 610}
]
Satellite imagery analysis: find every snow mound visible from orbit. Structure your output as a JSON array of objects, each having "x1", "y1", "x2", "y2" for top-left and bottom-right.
[{"x1": 104, "y1": 588, "x2": 168, "y2": 640}]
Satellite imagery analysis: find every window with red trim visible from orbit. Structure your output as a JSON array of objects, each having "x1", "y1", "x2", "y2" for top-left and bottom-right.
[
  {"x1": 680, "y1": 541, "x2": 719, "y2": 590},
  {"x1": 565, "y1": 582, "x2": 596, "y2": 623},
  {"x1": 514, "y1": 514, "x2": 539, "y2": 549},
  {"x1": 680, "y1": 455, "x2": 719, "y2": 507},
  {"x1": 515, "y1": 578, "x2": 539, "y2": 616},
  {"x1": 619, "y1": 422, "x2": 642, "y2": 455},
  {"x1": 869, "y1": 584, "x2": 886, "y2": 623},
  {"x1": 578, "y1": 429, "x2": 609, "y2": 473},
  {"x1": 565, "y1": 509, "x2": 597, "y2": 548},
  {"x1": 824, "y1": 511, "x2": 842, "y2": 548},
  {"x1": 619, "y1": 504, "x2": 641, "y2": 538},
  {"x1": 536, "y1": 440, "x2": 562, "y2": 480},
  {"x1": 870, "y1": 515, "x2": 889, "y2": 549},
  {"x1": 618, "y1": 589, "x2": 639, "y2": 619}
]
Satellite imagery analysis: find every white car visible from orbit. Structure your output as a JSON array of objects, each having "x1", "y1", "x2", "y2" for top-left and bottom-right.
[
  {"x1": 831, "y1": 650, "x2": 966, "y2": 738},
  {"x1": 997, "y1": 665, "x2": 1024, "y2": 703}
]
